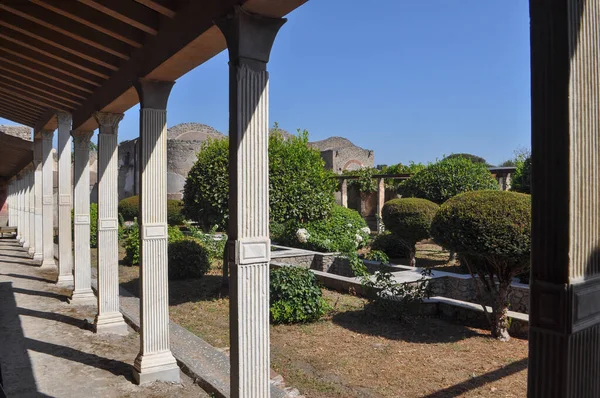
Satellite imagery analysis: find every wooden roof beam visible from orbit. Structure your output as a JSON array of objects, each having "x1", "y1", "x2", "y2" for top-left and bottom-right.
[
  {"x1": 77, "y1": 0, "x2": 160, "y2": 35},
  {"x1": 0, "y1": 34, "x2": 112, "y2": 79},
  {"x1": 135, "y1": 0, "x2": 177, "y2": 18},
  {"x1": 0, "y1": 16, "x2": 122, "y2": 70},
  {"x1": 0, "y1": 65, "x2": 88, "y2": 100},
  {"x1": 0, "y1": 52, "x2": 97, "y2": 93},
  {"x1": 0, "y1": 85, "x2": 71, "y2": 112},
  {"x1": 0, "y1": 3, "x2": 131, "y2": 60},
  {"x1": 30, "y1": 0, "x2": 144, "y2": 48},
  {"x1": 0, "y1": 94, "x2": 47, "y2": 115},
  {"x1": 0, "y1": 104, "x2": 39, "y2": 126},
  {"x1": 0, "y1": 75, "x2": 82, "y2": 106}
]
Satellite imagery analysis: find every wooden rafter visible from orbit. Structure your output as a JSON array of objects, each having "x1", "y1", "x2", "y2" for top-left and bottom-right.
[
  {"x1": 77, "y1": 0, "x2": 159, "y2": 35},
  {"x1": 0, "y1": 85, "x2": 70, "y2": 112},
  {"x1": 135, "y1": 0, "x2": 176, "y2": 18},
  {"x1": 0, "y1": 65, "x2": 88, "y2": 100},
  {"x1": 30, "y1": 0, "x2": 144, "y2": 48},
  {"x1": 0, "y1": 75, "x2": 82, "y2": 106}
]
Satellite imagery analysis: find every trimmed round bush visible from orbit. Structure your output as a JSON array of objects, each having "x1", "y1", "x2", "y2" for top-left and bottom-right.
[
  {"x1": 124, "y1": 224, "x2": 185, "y2": 266},
  {"x1": 119, "y1": 196, "x2": 185, "y2": 226},
  {"x1": 280, "y1": 205, "x2": 370, "y2": 253},
  {"x1": 270, "y1": 266, "x2": 329, "y2": 324},
  {"x1": 430, "y1": 190, "x2": 531, "y2": 341},
  {"x1": 381, "y1": 198, "x2": 439, "y2": 266},
  {"x1": 118, "y1": 195, "x2": 139, "y2": 221},
  {"x1": 399, "y1": 156, "x2": 499, "y2": 204},
  {"x1": 183, "y1": 130, "x2": 337, "y2": 231},
  {"x1": 168, "y1": 238, "x2": 210, "y2": 280},
  {"x1": 370, "y1": 232, "x2": 410, "y2": 259},
  {"x1": 71, "y1": 203, "x2": 99, "y2": 248}
]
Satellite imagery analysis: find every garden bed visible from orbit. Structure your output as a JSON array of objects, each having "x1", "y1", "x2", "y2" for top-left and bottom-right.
[{"x1": 113, "y1": 245, "x2": 528, "y2": 398}]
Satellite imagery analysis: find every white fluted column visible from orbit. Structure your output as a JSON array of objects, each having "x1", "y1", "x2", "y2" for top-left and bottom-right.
[
  {"x1": 93, "y1": 112, "x2": 127, "y2": 334},
  {"x1": 18, "y1": 176, "x2": 24, "y2": 244},
  {"x1": 57, "y1": 112, "x2": 74, "y2": 285},
  {"x1": 22, "y1": 173, "x2": 31, "y2": 249},
  {"x1": 217, "y1": 8, "x2": 286, "y2": 397},
  {"x1": 40, "y1": 131, "x2": 56, "y2": 269},
  {"x1": 33, "y1": 140, "x2": 43, "y2": 261},
  {"x1": 28, "y1": 170, "x2": 36, "y2": 256},
  {"x1": 132, "y1": 79, "x2": 179, "y2": 384},
  {"x1": 69, "y1": 131, "x2": 96, "y2": 305}
]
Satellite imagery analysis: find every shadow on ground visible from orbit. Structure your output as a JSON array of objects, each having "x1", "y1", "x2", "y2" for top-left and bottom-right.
[
  {"x1": 120, "y1": 274, "x2": 227, "y2": 306},
  {"x1": 331, "y1": 309, "x2": 487, "y2": 344},
  {"x1": 420, "y1": 358, "x2": 528, "y2": 398}
]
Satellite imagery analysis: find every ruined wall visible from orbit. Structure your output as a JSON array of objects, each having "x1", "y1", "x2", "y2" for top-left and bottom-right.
[
  {"x1": 167, "y1": 140, "x2": 202, "y2": 200},
  {"x1": 118, "y1": 139, "x2": 139, "y2": 200},
  {"x1": 0, "y1": 125, "x2": 31, "y2": 141}
]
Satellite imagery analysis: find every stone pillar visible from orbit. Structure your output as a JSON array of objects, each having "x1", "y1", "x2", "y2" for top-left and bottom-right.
[
  {"x1": 28, "y1": 170, "x2": 36, "y2": 256},
  {"x1": 40, "y1": 130, "x2": 56, "y2": 268},
  {"x1": 69, "y1": 131, "x2": 96, "y2": 305},
  {"x1": 131, "y1": 79, "x2": 179, "y2": 384},
  {"x1": 340, "y1": 179, "x2": 348, "y2": 208},
  {"x1": 57, "y1": 112, "x2": 74, "y2": 285},
  {"x1": 33, "y1": 140, "x2": 43, "y2": 261},
  {"x1": 376, "y1": 177, "x2": 385, "y2": 233},
  {"x1": 22, "y1": 172, "x2": 30, "y2": 249},
  {"x1": 216, "y1": 8, "x2": 286, "y2": 397},
  {"x1": 528, "y1": 1, "x2": 600, "y2": 397},
  {"x1": 18, "y1": 176, "x2": 24, "y2": 244},
  {"x1": 93, "y1": 112, "x2": 127, "y2": 334}
]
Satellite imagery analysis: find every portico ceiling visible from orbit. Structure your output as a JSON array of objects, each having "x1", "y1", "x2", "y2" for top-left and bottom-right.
[
  {"x1": 0, "y1": 132, "x2": 33, "y2": 178},
  {"x1": 0, "y1": 0, "x2": 306, "y2": 134}
]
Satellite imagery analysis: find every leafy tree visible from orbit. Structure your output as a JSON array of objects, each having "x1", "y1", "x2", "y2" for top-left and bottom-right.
[
  {"x1": 444, "y1": 153, "x2": 490, "y2": 166},
  {"x1": 431, "y1": 190, "x2": 531, "y2": 341},
  {"x1": 511, "y1": 156, "x2": 531, "y2": 194},
  {"x1": 183, "y1": 127, "x2": 337, "y2": 231},
  {"x1": 399, "y1": 156, "x2": 499, "y2": 204},
  {"x1": 381, "y1": 198, "x2": 439, "y2": 266}
]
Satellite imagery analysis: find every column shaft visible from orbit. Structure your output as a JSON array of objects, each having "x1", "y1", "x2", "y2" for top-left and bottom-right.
[
  {"x1": 70, "y1": 131, "x2": 96, "y2": 304},
  {"x1": 94, "y1": 112, "x2": 127, "y2": 334},
  {"x1": 376, "y1": 177, "x2": 385, "y2": 233},
  {"x1": 528, "y1": 1, "x2": 600, "y2": 397},
  {"x1": 132, "y1": 79, "x2": 179, "y2": 384},
  {"x1": 41, "y1": 131, "x2": 56, "y2": 268},
  {"x1": 57, "y1": 112, "x2": 74, "y2": 285},
  {"x1": 33, "y1": 140, "x2": 43, "y2": 261},
  {"x1": 28, "y1": 171, "x2": 36, "y2": 256},
  {"x1": 18, "y1": 177, "x2": 24, "y2": 244},
  {"x1": 217, "y1": 9, "x2": 286, "y2": 397}
]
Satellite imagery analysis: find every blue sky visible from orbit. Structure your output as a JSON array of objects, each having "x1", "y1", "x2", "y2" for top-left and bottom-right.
[{"x1": 1, "y1": 0, "x2": 531, "y2": 166}]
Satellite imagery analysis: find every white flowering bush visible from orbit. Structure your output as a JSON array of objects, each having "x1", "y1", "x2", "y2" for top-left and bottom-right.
[
  {"x1": 296, "y1": 228, "x2": 310, "y2": 243},
  {"x1": 281, "y1": 205, "x2": 370, "y2": 252}
]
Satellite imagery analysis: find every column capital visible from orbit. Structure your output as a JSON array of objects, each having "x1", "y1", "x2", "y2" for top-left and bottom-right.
[
  {"x1": 133, "y1": 79, "x2": 174, "y2": 110},
  {"x1": 215, "y1": 6, "x2": 286, "y2": 70},
  {"x1": 40, "y1": 130, "x2": 54, "y2": 141},
  {"x1": 94, "y1": 112, "x2": 124, "y2": 133},
  {"x1": 55, "y1": 111, "x2": 72, "y2": 126},
  {"x1": 71, "y1": 131, "x2": 93, "y2": 149}
]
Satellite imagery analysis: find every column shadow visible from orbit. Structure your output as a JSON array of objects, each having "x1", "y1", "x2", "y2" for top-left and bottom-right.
[
  {"x1": 11, "y1": 287, "x2": 68, "y2": 302},
  {"x1": 0, "y1": 273, "x2": 54, "y2": 284}
]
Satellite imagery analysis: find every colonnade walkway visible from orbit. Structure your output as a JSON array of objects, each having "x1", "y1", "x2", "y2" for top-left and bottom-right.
[{"x1": 0, "y1": 238, "x2": 208, "y2": 398}]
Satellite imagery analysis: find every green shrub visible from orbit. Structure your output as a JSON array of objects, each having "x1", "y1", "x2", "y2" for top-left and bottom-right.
[
  {"x1": 270, "y1": 266, "x2": 329, "y2": 324},
  {"x1": 186, "y1": 223, "x2": 226, "y2": 263},
  {"x1": 399, "y1": 157, "x2": 499, "y2": 204},
  {"x1": 119, "y1": 196, "x2": 183, "y2": 226},
  {"x1": 365, "y1": 250, "x2": 390, "y2": 264},
  {"x1": 382, "y1": 198, "x2": 439, "y2": 266},
  {"x1": 183, "y1": 128, "x2": 337, "y2": 231},
  {"x1": 281, "y1": 205, "x2": 370, "y2": 253},
  {"x1": 370, "y1": 232, "x2": 410, "y2": 259},
  {"x1": 118, "y1": 196, "x2": 139, "y2": 221},
  {"x1": 168, "y1": 238, "x2": 210, "y2": 280},
  {"x1": 167, "y1": 199, "x2": 185, "y2": 226},
  {"x1": 511, "y1": 156, "x2": 531, "y2": 194},
  {"x1": 124, "y1": 222, "x2": 184, "y2": 266},
  {"x1": 444, "y1": 153, "x2": 489, "y2": 166},
  {"x1": 430, "y1": 190, "x2": 531, "y2": 341}
]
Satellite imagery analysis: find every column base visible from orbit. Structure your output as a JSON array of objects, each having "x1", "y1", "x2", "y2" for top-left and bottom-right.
[
  {"x1": 28, "y1": 247, "x2": 35, "y2": 256},
  {"x1": 94, "y1": 312, "x2": 128, "y2": 335},
  {"x1": 40, "y1": 259, "x2": 56, "y2": 269},
  {"x1": 133, "y1": 351, "x2": 180, "y2": 385},
  {"x1": 68, "y1": 289, "x2": 96, "y2": 305},
  {"x1": 33, "y1": 253, "x2": 43, "y2": 262},
  {"x1": 56, "y1": 274, "x2": 74, "y2": 286},
  {"x1": 22, "y1": 241, "x2": 29, "y2": 249}
]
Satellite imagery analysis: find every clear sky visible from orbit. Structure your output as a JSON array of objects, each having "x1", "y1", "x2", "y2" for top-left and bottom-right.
[{"x1": 0, "y1": 0, "x2": 531, "y2": 166}]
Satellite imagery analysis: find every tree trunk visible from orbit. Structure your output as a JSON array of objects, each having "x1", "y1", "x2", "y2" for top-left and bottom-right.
[
  {"x1": 409, "y1": 248, "x2": 416, "y2": 267},
  {"x1": 490, "y1": 282, "x2": 511, "y2": 342}
]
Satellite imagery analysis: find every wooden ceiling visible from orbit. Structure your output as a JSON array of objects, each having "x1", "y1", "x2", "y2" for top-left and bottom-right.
[{"x1": 0, "y1": 0, "x2": 307, "y2": 134}]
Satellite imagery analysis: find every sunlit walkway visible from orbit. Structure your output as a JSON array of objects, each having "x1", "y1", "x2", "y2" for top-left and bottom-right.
[{"x1": 0, "y1": 238, "x2": 208, "y2": 398}]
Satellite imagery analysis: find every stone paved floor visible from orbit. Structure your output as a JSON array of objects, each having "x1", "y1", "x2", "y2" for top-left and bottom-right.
[{"x1": 0, "y1": 238, "x2": 209, "y2": 398}]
